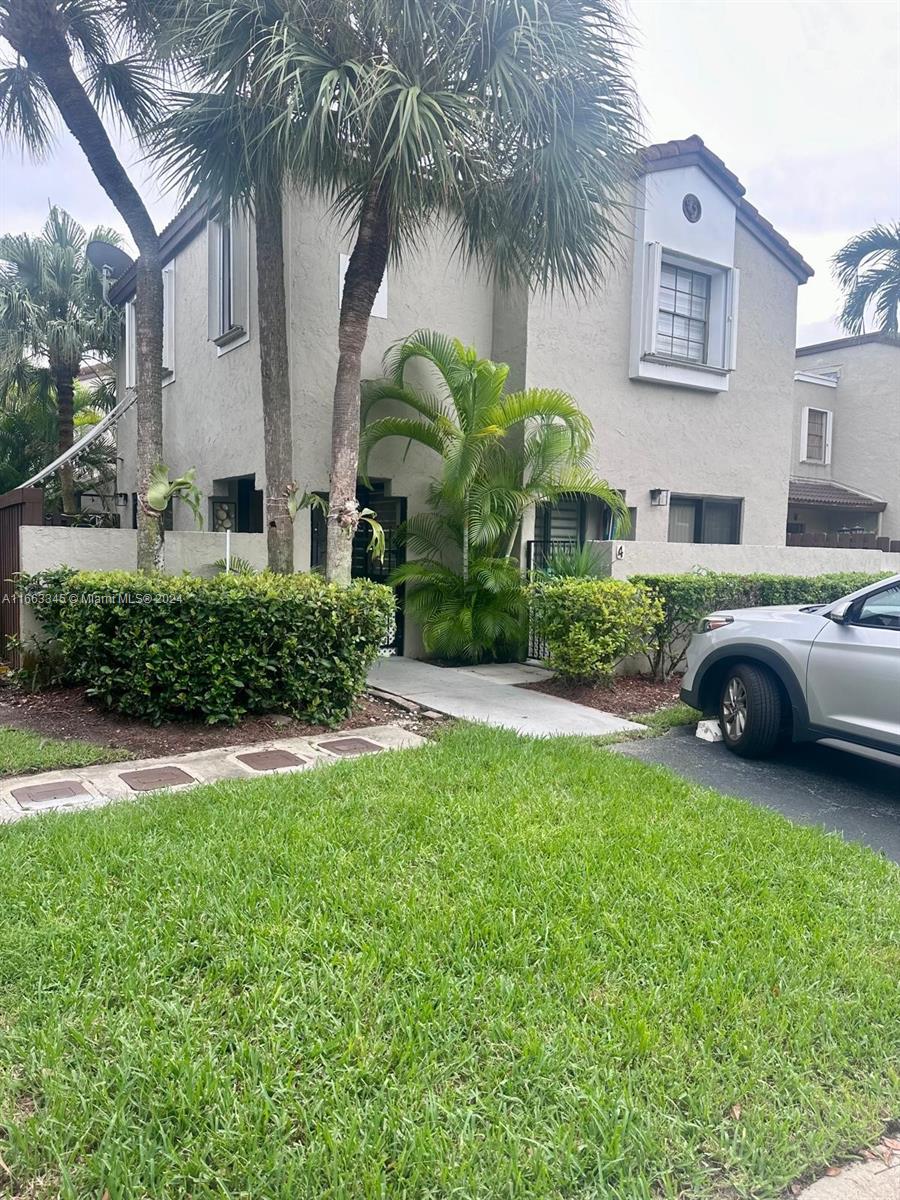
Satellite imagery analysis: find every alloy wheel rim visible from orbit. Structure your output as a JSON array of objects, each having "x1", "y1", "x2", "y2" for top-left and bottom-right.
[{"x1": 722, "y1": 677, "x2": 748, "y2": 741}]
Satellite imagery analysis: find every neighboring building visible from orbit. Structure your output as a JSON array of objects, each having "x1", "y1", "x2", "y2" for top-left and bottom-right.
[
  {"x1": 790, "y1": 334, "x2": 900, "y2": 543},
  {"x1": 110, "y1": 135, "x2": 821, "y2": 645}
]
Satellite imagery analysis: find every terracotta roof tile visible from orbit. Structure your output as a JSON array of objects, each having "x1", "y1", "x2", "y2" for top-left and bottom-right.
[{"x1": 789, "y1": 478, "x2": 887, "y2": 510}]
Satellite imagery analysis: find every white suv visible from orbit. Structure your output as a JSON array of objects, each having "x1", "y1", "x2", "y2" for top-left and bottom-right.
[{"x1": 680, "y1": 574, "x2": 900, "y2": 760}]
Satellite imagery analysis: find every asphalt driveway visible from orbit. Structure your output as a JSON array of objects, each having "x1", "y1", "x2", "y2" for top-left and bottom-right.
[{"x1": 616, "y1": 730, "x2": 900, "y2": 863}]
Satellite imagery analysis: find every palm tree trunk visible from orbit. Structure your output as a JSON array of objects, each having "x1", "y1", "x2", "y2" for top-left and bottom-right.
[
  {"x1": 255, "y1": 186, "x2": 294, "y2": 574},
  {"x1": 4, "y1": 2, "x2": 164, "y2": 570},
  {"x1": 53, "y1": 366, "x2": 77, "y2": 515},
  {"x1": 325, "y1": 187, "x2": 390, "y2": 585}
]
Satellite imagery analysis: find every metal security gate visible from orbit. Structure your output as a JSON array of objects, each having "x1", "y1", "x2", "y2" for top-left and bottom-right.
[
  {"x1": 0, "y1": 487, "x2": 43, "y2": 665},
  {"x1": 310, "y1": 486, "x2": 407, "y2": 655}
]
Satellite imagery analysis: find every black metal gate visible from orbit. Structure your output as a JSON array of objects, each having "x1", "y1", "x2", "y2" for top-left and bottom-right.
[
  {"x1": 0, "y1": 487, "x2": 43, "y2": 665},
  {"x1": 310, "y1": 486, "x2": 407, "y2": 655}
]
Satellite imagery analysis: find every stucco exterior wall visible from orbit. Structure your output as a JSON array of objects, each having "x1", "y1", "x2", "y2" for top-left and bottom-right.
[
  {"x1": 791, "y1": 342, "x2": 900, "y2": 539},
  {"x1": 607, "y1": 538, "x2": 900, "y2": 578},
  {"x1": 523, "y1": 219, "x2": 799, "y2": 547},
  {"x1": 18, "y1": 527, "x2": 268, "y2": 640}
]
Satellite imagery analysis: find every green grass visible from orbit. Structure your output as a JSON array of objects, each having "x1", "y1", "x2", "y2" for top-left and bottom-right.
[
  {"x1": 0, "y1": 727, "x2": 123, "y2": 778},
  {"x1": 633, "y1": 701, "x2": 700, "y2": 734},
  {"x1": 0, "y1": 724, "x2": 898, "y2": 1199}
]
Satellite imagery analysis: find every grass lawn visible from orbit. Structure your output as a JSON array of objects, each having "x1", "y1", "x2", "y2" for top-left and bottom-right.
[
  {"x1": 1, "y1": 725, "x2": 898, "y2": 1198},
  {"x1": 0, "y1": 727, "x2": 123, "y2": 778}
]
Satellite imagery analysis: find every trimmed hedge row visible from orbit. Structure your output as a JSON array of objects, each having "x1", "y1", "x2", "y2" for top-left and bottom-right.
[
  {"x1": 528, "y1": 578, "x2": 663, "y2": 682},
  {"x1": 22, "y1": 569, "x2": 395, "y2": 725},
  {"x1": 632, "y1": 571, "x2": 891, "y2": 679}
]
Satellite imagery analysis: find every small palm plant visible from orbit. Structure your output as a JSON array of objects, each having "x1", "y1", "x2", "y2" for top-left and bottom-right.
[
  {"x1": 832, "y1": 223, "x2": 900, "y2": 335},
  {"x1": 360, "y1": 331, "x2": 625, "y2": 662}
]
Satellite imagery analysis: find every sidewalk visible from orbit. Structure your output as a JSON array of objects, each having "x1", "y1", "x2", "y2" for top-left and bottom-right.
[
  {"x1": 0, "y1": 724, "x2": 425, "y2": 824},
  {"x1": 369, "y1": 658, "x2": 645, "y2": 737}
]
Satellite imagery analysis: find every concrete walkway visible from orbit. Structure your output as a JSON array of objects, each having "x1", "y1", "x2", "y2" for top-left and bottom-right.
[
  {"x1": 0, "y1": 724, "x2": 425, "y2": 824},
  {"x1": 369, "y1": 658, "x2": 644, "y2": 737}
]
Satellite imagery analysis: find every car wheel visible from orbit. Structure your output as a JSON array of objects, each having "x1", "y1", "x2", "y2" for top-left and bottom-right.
[{"x1": 719, "y1": 663, "x2": 783, "y2": 759}]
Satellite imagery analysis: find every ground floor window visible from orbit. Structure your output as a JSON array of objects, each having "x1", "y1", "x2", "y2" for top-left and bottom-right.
[{"x1": 668, "y1": 495, "x2": 742, "y2": 544}]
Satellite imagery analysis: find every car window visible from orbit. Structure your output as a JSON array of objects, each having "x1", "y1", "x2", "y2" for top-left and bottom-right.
[{"x1": 854, "y1": 583, "x2": 900, "y2": 631}]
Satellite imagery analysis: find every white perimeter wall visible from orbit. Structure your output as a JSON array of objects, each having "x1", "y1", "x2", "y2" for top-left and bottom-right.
[{"x1": 607, "y1": 540, "x2": 900, "y2": 579}]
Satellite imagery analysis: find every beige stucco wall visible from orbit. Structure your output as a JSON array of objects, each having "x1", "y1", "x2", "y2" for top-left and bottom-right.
[
  {"x1": 791, "y1": 343, "x2": 900, "y2": 539},
  {"x1": 523, "y1": 220, "x2": 799, "y2": 547},
  {"x1": 607, "y1": 538, "x2": 900, "y2": 578},
  {"x1": 18, "y1": 527, "x2": 269, "y2": 640}
]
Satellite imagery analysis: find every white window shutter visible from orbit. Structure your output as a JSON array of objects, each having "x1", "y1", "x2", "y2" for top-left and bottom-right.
[
  {"x1": 207, "y1": 220, "x2": 219, "y2": 340},
  {"x1": 725, "y1": 267, "x2": 740, "y2": 370},
  {"x1": 231, "y1": 208, "x2": 250, "y2": 332},
  {"x1": 162, "y1": 264, "x2": 175, "y2": 375},
  {"x1": 643, "y1": 242, "x2": 662, "y2": 356},
  {"x1": 824, "y1": 410, "x2": 833, "y2": 465},
  {"x1": 124, "y1": 300, "x2": 136, "y2": 389}
]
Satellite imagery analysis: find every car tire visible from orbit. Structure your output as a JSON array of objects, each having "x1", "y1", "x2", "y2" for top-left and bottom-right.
[{"x1": 719, "y1": 663, "x2": 783, "y2": 759}]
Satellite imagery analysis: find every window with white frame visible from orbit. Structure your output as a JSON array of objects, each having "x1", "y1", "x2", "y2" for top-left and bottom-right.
[
  {"x1": 801, "y1": 406, "x2": 832, "y2": 464},
  {"x1": 639, "y1": 243, "x2": 740, "y2": 380},
  {"x1": 656, "y1": 262, "x2": 709, "y2": 362},
  {"x1": 208, "y1": 206, "x2": 250, "y2": 350},
  {"x1": 124, "y1": 264, "x2": 176, "y2": 386}
]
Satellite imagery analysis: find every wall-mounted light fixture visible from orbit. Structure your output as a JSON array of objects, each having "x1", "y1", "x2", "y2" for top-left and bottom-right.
[{"x1": 649, "y1": 488, "x2": 670, "y2": 507}]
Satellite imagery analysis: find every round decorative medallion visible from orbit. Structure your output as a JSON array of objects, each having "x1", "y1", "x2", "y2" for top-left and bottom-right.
[{"x1": 682, "y1": 193, "x2": 702, "y2": 223}]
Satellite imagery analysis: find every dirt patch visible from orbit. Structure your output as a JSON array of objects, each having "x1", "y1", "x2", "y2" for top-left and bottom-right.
[
  {"x1": 523, "y1": 674, "x2": 683, "y2": 718},
  {"x1": 0, "y1": 682, "x2": 440, "y2": 766}
]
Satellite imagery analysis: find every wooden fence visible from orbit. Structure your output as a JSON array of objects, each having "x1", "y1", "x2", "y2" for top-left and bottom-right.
[
  {"x1": 786, "y1": 531, "x2": 900, "y2": 553},
  {"x1": 0, "y1": 488, "x2": 44, "y2": 666}
]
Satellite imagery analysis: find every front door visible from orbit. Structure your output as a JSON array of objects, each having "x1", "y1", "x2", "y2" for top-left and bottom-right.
[
  {"x1": 310, "y1": 484, "x2": 407, "y2": 655},
  {"x1": 806, "y1": 580, "x2": 900, "y2": 749}
]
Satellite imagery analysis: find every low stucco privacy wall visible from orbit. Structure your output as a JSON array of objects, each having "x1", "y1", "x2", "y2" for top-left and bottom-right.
[
  {"x1": 18, "y1": 527, "x2": 269, "y2": 641},
  {"x1": 607, "y1": 540, "x2": 900, "y2": 579}
]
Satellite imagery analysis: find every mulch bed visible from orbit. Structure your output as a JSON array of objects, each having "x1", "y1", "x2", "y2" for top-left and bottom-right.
[
  {"x1": 524, "y1": 674, "x2": 683, "y2": 718},
  {"x1": 0, "y1": 683, "x2": 432, "y2": 762}
]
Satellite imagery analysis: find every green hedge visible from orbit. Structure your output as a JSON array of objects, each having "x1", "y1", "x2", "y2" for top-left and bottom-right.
[
  {"x1": 528, "y1": 577, "x2": 663, "y2": 682},
  {"x1": 21, "y1": 569, "x2": 395, "y2": 725},
  {"x1": 632, "y1": 571, "x2": 891, "y2": 679}
]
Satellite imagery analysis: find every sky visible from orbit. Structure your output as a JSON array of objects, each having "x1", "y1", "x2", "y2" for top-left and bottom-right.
[{"x1": 1, "y1": 0, "x2": 898, "y2": 345}]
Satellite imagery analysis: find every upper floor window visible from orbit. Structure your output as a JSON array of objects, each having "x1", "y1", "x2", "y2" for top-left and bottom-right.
[
  {"x1": 801, "y1": 406, "x2": 832, "y2": 464},
  {"x1": 656, "y1": 263, "x2": 709, "y2": 363},
  {"x1": 668, "y1": 495, "x2": 742, "y2": 544},
  {"x1": 124, "y1": 264, "x2": 175, "y2": 387},
  {"x1": 632, "y1": 242, "x2": 740, "y2": 393},
  {"x1": 208, "y1": 206, "x2": 250, "y2": 352}
]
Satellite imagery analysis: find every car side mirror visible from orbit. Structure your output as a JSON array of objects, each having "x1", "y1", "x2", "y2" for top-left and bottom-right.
[{"x1": 827, "y1": 600, "x2": 852, "y2": 624}]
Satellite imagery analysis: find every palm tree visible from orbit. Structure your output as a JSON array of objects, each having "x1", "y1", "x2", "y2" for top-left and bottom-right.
[
  {"x1": 0, "y1": 207, "x2": 119, "y2": 513},
  {"x1": 359, "y1": 330, "x2": 626, "y2": 661},
  {"x1": 832, "y1": 223, "x2": 900, "y2": 335},
  {"x1": 0, "y1": 0, "x2": 166, "y2": 567},
  {"x1": 0, "y1": 376, "x2": 117, "y2": 503},
  {"x1": 149, "y1": 16, "x2": 296, "y2": 572},
  {"x1": 247, "y1": 0, "x2": 640, "y2": 583}
]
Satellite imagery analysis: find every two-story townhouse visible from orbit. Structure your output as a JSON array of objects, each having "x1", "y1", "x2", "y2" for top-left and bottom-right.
[
  {"x1": 109, "y1": 135, "x2": 813, "y2": 648},
  {"x1": 789, "y1": 333, "x2": 900, "y2": 543}
]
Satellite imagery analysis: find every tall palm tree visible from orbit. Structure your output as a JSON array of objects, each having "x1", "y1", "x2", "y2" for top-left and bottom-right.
[
  {"x1": 359, "y1": 330, "x2": 626, "y2": 661},
  {"x1": 0, "y1": 0, "x2": 166, "y2": 567},
  {"x1": 246, "y1": 0, "x2": 640, "y2": 583},
  {"x1": 832, "y1": 222, "x2": 900, "y2": 335},
  {"x1": 0, "y1": 376, "x2": 117, "y2": 502},
  {"x1": 149, "y1": 11, "x2": 296, "y2": 572},
  {"x1": 0, "y1": 206, "x2": 119, "y2": 513}
]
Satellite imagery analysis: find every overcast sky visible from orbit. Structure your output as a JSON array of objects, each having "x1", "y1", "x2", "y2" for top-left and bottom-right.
[{"x1": 1, "y1": 0, "x2": 898, "y2": 344}]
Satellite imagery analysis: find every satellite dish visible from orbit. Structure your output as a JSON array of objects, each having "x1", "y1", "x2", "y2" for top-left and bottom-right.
[
  {"x1": 86, "y1": 240, "x2": 134, "y2": 277},
  {"x1": 86, "y1": 240, "x2": 134, "y2": 302}
]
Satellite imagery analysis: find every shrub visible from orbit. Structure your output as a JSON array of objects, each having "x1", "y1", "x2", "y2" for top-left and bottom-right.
[
  {"x1": 528, "y1": 577, "x2": 663, "y2": 682},
  {"x1": 20, "y1": 569, "x2": 395, "y2": 725},
  {"x1": 633, "y1": 570, "x2": 891, "y2": 679}
]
